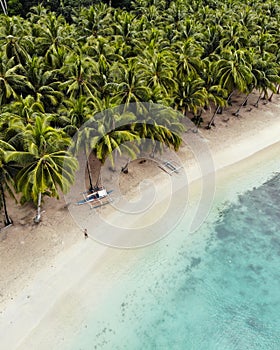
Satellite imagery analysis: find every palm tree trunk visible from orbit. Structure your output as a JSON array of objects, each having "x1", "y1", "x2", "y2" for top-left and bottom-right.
[
  {"x1": 0, "y1": 182, "x2": 12, "y2": 226},
  {"x1": 226, "y1": 91, "x2": 234, "y2": 106},
  {"x1": 254, "y1": 91, "x2": 263, "y2": 107},
  {"x1": 95, "y1": 165, "x2": 102, "y2": 188},
  {"x1": 86, "y1": 159, "x2": 94, "y2": 192},
  {"x1": 207, "y1": 105, "x2": 219, "y2": 129},
  {"x1": 209, "y1": 91, "x2": 234, "y2": 126},
  {"x1": 34, "y1": 192, "x2": 42, "y2": 223},
  {"x1": 121, "y1": 159, "x2": 130, "y2": 174},
  {"x1": 268, "y1": 91, "x2": 274, "y2": 102},
  {"x1": 233, "y1": 92, "x2": 250, "y2": 116},
  {"x1": 192, "y1": 110, "x2": 203, "y2": 132},
  {"x1": 0, "y1": 0, "x2": 7, "y2": 15},
  {"x1": 84, "y1": 146, "x2": 93, "y2": 192},
  {"x1": 150, "y1": 143, "x2": 156, "y2": 158}
]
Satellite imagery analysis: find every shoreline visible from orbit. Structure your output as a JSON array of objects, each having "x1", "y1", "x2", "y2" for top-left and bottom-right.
[
  {"x1": 1, "y1": 92, "x2": 280, "y2": 348},
  {"x1": 6, "y1": 140, "x2": 280, "y2": 350}
]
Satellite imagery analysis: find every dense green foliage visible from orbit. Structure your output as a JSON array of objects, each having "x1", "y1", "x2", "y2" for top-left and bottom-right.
[
  {"x1": 0, "y1": 0, "x2": 280, "y2": 224},
  {"x1": 5, "y1": 0, "x2": 133, "y2": 19},
  {"x1": 5, "y1": 0, "x2": 104, "y2": 18}
]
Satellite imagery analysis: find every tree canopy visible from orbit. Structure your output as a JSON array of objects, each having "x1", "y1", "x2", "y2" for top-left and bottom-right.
[{"x1": 0, "y1": 0, "x2": 280, "y2": 223}]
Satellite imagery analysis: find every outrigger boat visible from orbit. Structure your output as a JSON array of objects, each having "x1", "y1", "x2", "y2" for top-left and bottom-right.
[
  {"x1": 76, "y1": 186, "x2": 113, "y2": 209},
  {"x1": 157, "y1": 160, "x2": 182, "y2": 175}
]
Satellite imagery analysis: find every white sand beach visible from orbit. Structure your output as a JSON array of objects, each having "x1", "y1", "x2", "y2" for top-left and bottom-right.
[{"x1": 1, "y1": 91, "x2": 280, "y2": 349}]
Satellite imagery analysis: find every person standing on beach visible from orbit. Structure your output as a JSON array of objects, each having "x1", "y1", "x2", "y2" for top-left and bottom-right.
[{"x1": 84, "y1": 229, "x2": 88, "y2": 239}]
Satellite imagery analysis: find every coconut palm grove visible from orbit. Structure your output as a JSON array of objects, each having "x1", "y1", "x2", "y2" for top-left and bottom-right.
[{"x1": 0, "y1": 0, "x2": 280, "y2": 225}]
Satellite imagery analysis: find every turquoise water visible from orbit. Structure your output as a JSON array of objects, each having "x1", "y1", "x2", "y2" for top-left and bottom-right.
[{"x1": 72, "y1": 168, "x2": 280, "y2": 349}]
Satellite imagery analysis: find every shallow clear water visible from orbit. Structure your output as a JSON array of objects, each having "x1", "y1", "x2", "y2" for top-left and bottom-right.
[{"x1": 72, "y1": 169, "x2": 280, "y2": 349}]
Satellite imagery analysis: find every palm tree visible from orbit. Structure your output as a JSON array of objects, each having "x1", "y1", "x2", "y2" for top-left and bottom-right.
[
  {"x1": 2, "y1": 95, "x2": 45, "y2": 126},
  {"x1": 70, "y1": 116, "x2": 99, "y2": 192},
  {"x1": 252, "y1": 52, "x2": 280, "y2": 107},
  {"x1": 174, "y1": 18, "x2": 204, "y2": 43},
  {"x1": 174, "y1": 38, "x2": 204, "y2": 79},
  {"x1": 199, "y1": 57, "x2": 228, "y2": 128},
  {"x1": 173, "y1": 75, "x2": 208, "y2": 117},
  {"x1": 73, "y1": 3, "x2": 112, "y2": 39},
  {"x1": 163, "y1": 1, "x2": 187, "y2": 27},
  {"x1": 26, "y1": 55, "x2": 63, "y2": 109},
  {"x1": 35, "y1": 11, "x2": 75, "y2": 60},
  {"x1": 59, "y1": 52, "x2": 96, "y2": 99},
  {"x1": 0, "y1": 95, "x2": 48, "y2": 154},
  {"x1": 90, "y1": 54, "x2": 115, "y2": 99},
  {"x1": 138, "y1": 50, "x2": 176, "y2": 98},
  {"x1": 0, "y1": 52, "x2": 34, "y2": 105},
  {"x1": 27, "y1": 4, "x2": 48, "y2": 23},
  {"x1": 56, "y1": 95, "x2": 92, "y2": 136},
  {"x1": 131, "y1": 104, "x2": 184, "y2": 156},
  {"x1": 219, "y1": 23, "x2": 249, "y2": 50},
  {"x1": 87, "y1": 94, "x2": 117, "y2": 116},
  {"x1": 200, "y1": 24, "x2": 223, "y2": 58},
  {"x1": 253, "y1": 32, "x2": 278, "y2": 57},
  {"x1": 206, "y1": 48, "x2": 253, "y2": 127},
  {"x1": 93, "y1": 111, "x2": 140, "y2": 167},
  {"x1": 83, "y1": 36, "x2": 122, "y2": 65},
  {"x1": 214, "y1": 48, "x2": 253, "y2": 94},
  {"x1": 135, "y1": 27, "x2": 167, "y2": 54},
  {"x1": 111, "y1": 11, "x2": 138, "y2": 45},
  {"x1": 0, "y1": 140, "x2": 16, "y2": 226},
  {"x1": 236, "y1": 4, "x2": 260, "y2": 33},
  {"x1": 6, "y1": 116, "x2": 78, "y2": 222},
  {"x1": 110, "y1": 59, "x2": 151, "y2": 109},
  {"x1": 72, "y1": 110, "x2": 139, "y2": 185},
  {"x1": 0, "y1": 16, "x2": 33, "y2": 66}
]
